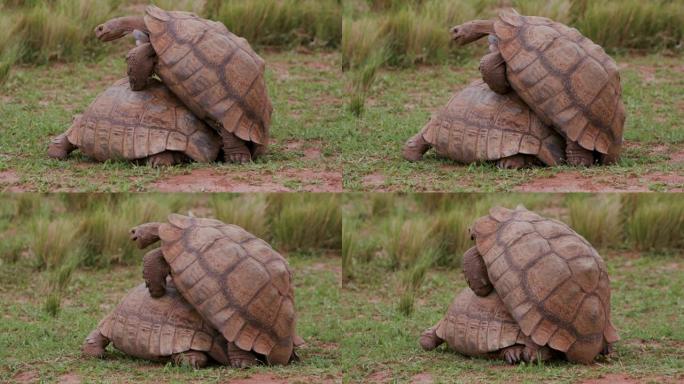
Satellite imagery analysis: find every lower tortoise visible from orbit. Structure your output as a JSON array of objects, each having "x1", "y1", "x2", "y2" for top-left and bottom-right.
[
  {"x1": 48, "y1": 78, "x2": 220, "y2": 166},
  {"x1": 130, "y1": 214, "x2": 302, "y2": 366},
  {"x1": 83, "y1": 280, "x2": 258, "y2": 368},
  {"x1": 420, "y1": 287, "x2": 552, "y2": 364},
  {"x1": 403, "y1": 81, "x2": 564, "y2": 168}
]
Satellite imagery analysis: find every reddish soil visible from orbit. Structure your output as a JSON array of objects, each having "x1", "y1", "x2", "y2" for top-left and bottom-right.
[
  {"x1": 515, "y1": 171, "x2": 684, "y2": 192},
  {"x1": 0, "y1": 170, "x2": 26, "y2": 192},
  {"x1": 12, "y1": 371, "x2": 39, "y2": 384},
  {"x1": 361, "y1": 173, "x2": 387, "y2": 190},
  {"x1": 150, "y1": 168, "x2": 342, "y2": 192},
  {"x1": 228, "y1": 374, "x2": 337, "y2": 384},
  {"x1": 411, "y1": 373, "x2": 434, "y2": 383},
  {"x1": 579, "y1": 373, "x2": 681, "y2": 384},
  {"x1": 366, "y1": 370, "x2": 393, "y2": 383}
]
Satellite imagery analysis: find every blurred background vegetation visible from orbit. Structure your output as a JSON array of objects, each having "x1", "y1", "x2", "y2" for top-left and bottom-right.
[
  {"x1": 342, "y1": 193, "x2": 684, "y2": 315},
  {"x1": 0, "y1": 0, "x2": 342, "y2": 83},
  {"x1": 343, "y1": 0, "x2": 684, "y2": 115},
  {"x1": 0, "y1": 193, "x2": 341, "y2": 316}
]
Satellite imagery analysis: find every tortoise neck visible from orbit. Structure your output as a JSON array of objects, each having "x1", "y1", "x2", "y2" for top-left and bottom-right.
[
  {"x1": 471, "y1": 20, "x2": 495, "y2": 34},
  {"x1": 114, "y1": 16, "x2": 148, "y2": 34}
]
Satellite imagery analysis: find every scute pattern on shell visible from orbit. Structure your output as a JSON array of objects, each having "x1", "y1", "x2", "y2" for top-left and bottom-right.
[
  {"x1": 420, "y1": 81, "x2": 564, "y2": 165},
  {"x1": 471, "y1": 206, "x2": 619, "y2": 363},
  {"x1": 493, "y1": 11, "x2": 625, "y2": 159},
  {"x1": 97, "y1": 282, "x2": 228, "y2": 363},
  {"x1": 436, "y1": 288, "x2": 526, "y2": 356},
  {"x1": 158, "y1": 214, "x2": 296, "y2": 365},
  {"x1": 66, "y1": 78, "x2": 220, "y2": 162},
  {"x1": 144, "y1": 6, "x2": 272, "y2": 153}
]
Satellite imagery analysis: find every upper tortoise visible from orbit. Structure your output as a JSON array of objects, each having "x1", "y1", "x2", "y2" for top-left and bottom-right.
[
  {"x1": 451, "y1": 9, "x2": 625, "y2": 166},
  {"x1": 95, "y1": 6, "x2": 272, "y2": 163},
  {"x1": 464, "y1": 206, "x2": 619, "y2": 363},
  {"x1": 130, "y1": 214, "x2": 301, "y2": 366},
  {"x1": 420, "y1": 287, "x2": 552, "y2": 364},
  {"x1": 83, "y1": 280, "x2": 259, "y2": 368},
  {"x1": 403, "y1": 80, "x2": 564, "y2": 168},
  {"x1": 47, "y1": 78, "x2": 220, "y2": 166}
]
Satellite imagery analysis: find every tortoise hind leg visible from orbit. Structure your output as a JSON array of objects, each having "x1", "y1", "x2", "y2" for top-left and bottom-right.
[
  {"x1": 402, "y1": 132, "x2": 431, "y2": 162},
  {"x1": 500, "y1": 345, "x2": 525, "y2": 364},
  {"x1": 171, "y1": 351, "x2": 209, "y2": 369},
  {"x1": 462, "y1": 246, "x2": 493, "y2": 296},
  {"x1": 228, "y1": 342, "x2": 259, "y2": 368},
  {"x1": 496, "y1": 155, "x2": 539, "y2": 169},
  {"x1": 566, "y1": 141, "x2": 594, "y2": 166},
  {"x1": 222, "y1": 131, "x2": 252, "y2": 164},
  {"x1": 82, "y1": 329, "x2": 110, "y2": 358},
  {"x1": 142, "y1": 248, "x2": 170, "y2": 298},
  {"x1": 126, "y1": 42, "x2": 156, "y2": 91},
  {"x1": 147, "y1": 151, "x2": 188, "y2": 167},
  {"x1": 419, "y1": 325, "x2": 444, "y2": 351},
  {"x1": 480, "y1": 50, "x2": 511, "y2": 95},
  {"x1": 47, "y1": 133, "x2": 77, "y2": 160}
]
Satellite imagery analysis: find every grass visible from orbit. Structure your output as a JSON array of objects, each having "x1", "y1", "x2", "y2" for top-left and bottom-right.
[
  {"x1": 0, "y1": 49, "x2": 344, "y2": 192},
  {"x1": 0, "y1": 193, "x2": 342, "y2": 315},
  {"x1": 340, "y1": 251, "x2": 683, "y2": 383},
  {"x1": 341, "y1": 193, "x2": 684, "y2": 382},
  {"x1": 0, "y1": 255, "x2": 341, "y2": 383},
  {"x1": 341, "y1": 53, "x2": 684, "y2": 191}
]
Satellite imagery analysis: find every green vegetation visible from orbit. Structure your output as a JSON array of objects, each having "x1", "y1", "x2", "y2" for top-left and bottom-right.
[
  {"x1": 0, "y1": 193, "x2": 341, "y2": 315},
  {"x1": 341, "y1": 192, "x2": 684, "y2": 382},
  {"x1": 341, "y1": 53, "x2": 684, "y2": 191}
]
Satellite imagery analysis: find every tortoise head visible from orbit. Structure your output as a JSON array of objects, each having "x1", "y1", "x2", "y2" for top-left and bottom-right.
[
  {"x1": 95, "y1": 16, "x2": 146, "y2": 42},
  {"x1": 450, "y1": 20, "x2": 492, "y2": 46},
  {"x1": 130, "y1": 222, "x2": 162, "y2": 249}
]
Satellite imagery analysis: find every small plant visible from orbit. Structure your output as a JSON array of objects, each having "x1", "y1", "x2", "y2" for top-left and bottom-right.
[
  {"x1": 625, "y1": 194, "x2": 684, "y2": 252},
  {"x1": 567, "y1": 194, "x2": 623, "y2": 249},
  {"x1": 269, "y1": 194, "x2": 342, "y2": 252}
]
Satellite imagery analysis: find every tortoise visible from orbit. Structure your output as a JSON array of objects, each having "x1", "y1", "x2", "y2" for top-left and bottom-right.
[
  {"x1": 420, "y1": 287, "x2": 552, "y2": 364},
  {"x1": 82, "y1": 280, "x2": 258, "y2": 368},
  {"x1": 94, "y1": 5, "x2": 272, "y2": 164},
  {"x1": 129, "y1": 214, "x2": 301, "y2": 366},
  {"x1": 464, "y1": 205, "x2": 620, "y2": 363},
  {"x1": 403, "y1": 80, "x2": 565, "y2": 168},
  {"x1": 47, "y1": 78, "x2": 220, "y2": 166},
  {"x1": 450, "y1": 9, "x2": 625, "y2": 166}
]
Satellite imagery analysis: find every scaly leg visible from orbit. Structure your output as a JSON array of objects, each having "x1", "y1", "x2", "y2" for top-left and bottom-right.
[
  {"x1": 47, "y1": 133, "x2": 77, "y2": 160},
  {"x1": 496, "y1": 154, "x2": 539, "y2": 169},
  {"x1": 228, "y1": 342, "x2": 258, "y2": 368},
  {"x1": 171, "y1": 351, "x2": 209, "y2": 369},
  {"x1": 222, "y1": 131, "x2": 252, "y2": 164},
  {"x1": 126, "y1": 42, "x2": 156, "y2": 91},
  {"x1": 402, "y1": 132, "x2": 431, "y2": 162},
  {"x1": 566, "y1": 140, "x2": 594, "y2": 166},
  {"x1": 142, "y1": 248, "x2": 170, "y2": 298},
  {"x1": 419, "y1": 325, "x2": 444, "y2": 351},
  {"x1": 480, "y1": 50, "x2": 510, "y2": 95},
  {"x1": 82, "y1": 329, "x2": 110, "y2": 358},
  {"x1": 146, "y1": 151, "x2": 187, "y2": 167}
]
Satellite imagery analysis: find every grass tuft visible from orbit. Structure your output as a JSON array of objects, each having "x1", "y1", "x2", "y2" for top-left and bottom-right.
[
  {"x1": 624, "y1": 194, "x2": 684, "y2": 252},
  {"x1": 269, "y1": 194, "x2": 342, "y2": 253},
  {"x1": 567, "y1": 194, "x2": 623, "y2": 249}
]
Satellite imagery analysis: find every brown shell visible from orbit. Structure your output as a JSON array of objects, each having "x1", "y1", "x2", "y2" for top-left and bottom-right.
[
  {"x1": 67, "y1": 78, "x2": 220, "y2": 162},
  {"x1": 158, "y1": 214, "x2": 296, "y2": 365},
  {"x1": 435, "y1": 288, "x2": 527, "y2": 356},
  {"x1": 471, "y1": 206, "x2": 620, "y2": 363},
  {"x1": 420, "y1": 81, "x2": 564, "y2": 166},
  {"x1": 144, "y1": 6, "x2": 272, "y2": 155},
  {"x1": 493, "y1": 10, "x2": 625, "y2": 161},
  {"x1": 97, "y1": 281, "x2": 228, "y2": 364}
]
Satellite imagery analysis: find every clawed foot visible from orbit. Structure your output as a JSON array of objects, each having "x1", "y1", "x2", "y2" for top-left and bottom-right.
[
  {"x1": 47, "y1": 134, "x2": 75, "y2": 160},
  {"x1": 502, "y1": 345, "x2": 525, "y2": 364},
  {"x1": 419, "y1": 326, "x2": 443, "y2": 351},
  {"x1": 147, "y1": 152, "x2": 184, "y2": 167},
  {"x1": 172, "y1": 351, "x2": 208, "y2": 369},
  {"x1": 402, "y1": 134, "x2": 430, "y2": 162},
  {"x1": 225, "y1": 152, "x2": 252, "y2": 164}
]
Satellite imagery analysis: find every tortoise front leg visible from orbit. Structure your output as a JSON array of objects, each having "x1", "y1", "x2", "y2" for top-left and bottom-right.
[
  {"x1": 419, "y1": 325, "x2": 445, "y2": 351},
  {"x1": 480, "y1": 50, "x2": 511, "y2": 95},
  {"x1": 222, "y1": 131, "x2": 252, "y2": 164},
  {"x1": 82, "y1": 329, "x2": 110, "y2": 358},
  {"x1": 566, "y1": 140, "x2": 594, "y2": 166},
  {"x1": 47, "y1": 132, "x2": 77, "y2": 160},
  {"x1": 227, "y1": 342, "x2": 258, "y2": 368},
  {"x1": 146, "y1": 151, "x2": 188, "y2": 167},
  {"x1": 462, "y1": 246, "x2": 493, "y2": 297},
  {"x1": 126, "y1": 42, "x2": 157, "y2": 91},
  {"x1": 171, "y1": 351, "x2": 209, "y2": 369},
  {"x1": 143, "y1": 248, "x2": 170, "y2": 298},
  {"x1": 402, "y1": 132, "x2": 432, "y2": 162}
]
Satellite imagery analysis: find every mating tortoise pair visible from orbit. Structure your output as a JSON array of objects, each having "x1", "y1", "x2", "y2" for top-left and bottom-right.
[
  {"x1": 83, "y1": 214, "x2": 301, "y2": 368},
  {"x1": 420, "y1": 206, "x2": 619, "y2": 364},
  {"x1": 404, "y1": 10, "x2": 625, "y2": 168},
  {"x1": 49, "y1": 6, "x2": 271, "y2": 165}
]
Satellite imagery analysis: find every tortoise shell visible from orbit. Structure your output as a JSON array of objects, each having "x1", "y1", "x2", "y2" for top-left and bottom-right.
[
  {"x1": 144, "y1": 6, "x2": 272, "y2": 156},
  {"x1": 435, "y1": 288, "x2": 527, "y2": 356},
  {"x1": 158, "y1": 214, "x2": 296, "y2": 365},
  {"x1": 493, "y1": 10, "x2": 625, "y2": 162},
  {"x1": 419, "y1": 81, "x2": 564, "y2": 166},
  {"x1": 470, "y1": 206, "x2": 619, "y2": 363},
  {"x1": 66, "y1": 78, "x2": 220, "y2": 162},
  {"x1": 97, "y1": 281, "x2": 228, "y2": 364}
]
